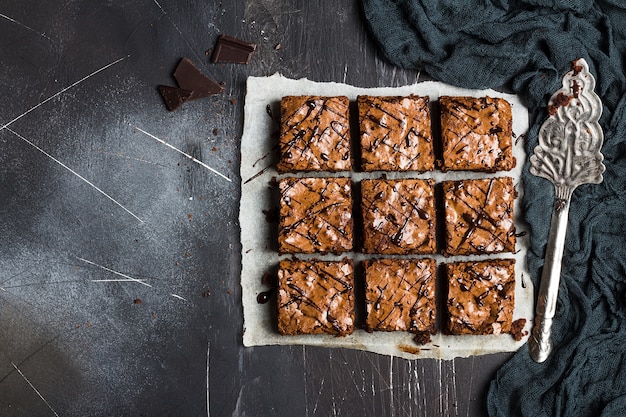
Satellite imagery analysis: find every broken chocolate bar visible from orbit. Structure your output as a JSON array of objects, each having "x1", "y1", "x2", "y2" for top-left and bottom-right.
[
  {"x1": 173, "y1": 57, "x2": 224, "y2": 100},
  {"x1": 158, "y1": 85, "x2": 193, "y2": 111},
  {"x1": 211, "y1": 35, "x2": 257, "y2": 64}
]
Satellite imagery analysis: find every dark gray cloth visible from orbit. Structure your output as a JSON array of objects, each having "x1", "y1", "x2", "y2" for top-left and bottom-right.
[{"x1": 361, "y1": 1, "x2": 626, "y2": 416}]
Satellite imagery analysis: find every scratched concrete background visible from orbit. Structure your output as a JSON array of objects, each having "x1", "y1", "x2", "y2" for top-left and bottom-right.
[{"x1": 0, "y1": 1, "x2": 512, "y2": 416}]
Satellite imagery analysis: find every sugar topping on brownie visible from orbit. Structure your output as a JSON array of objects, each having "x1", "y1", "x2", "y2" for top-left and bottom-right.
[{"x1": 278, "y1": 96, "x2": 352, "y2": 172}]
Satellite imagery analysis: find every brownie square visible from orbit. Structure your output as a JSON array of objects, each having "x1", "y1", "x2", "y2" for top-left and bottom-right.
[
  {"x1": 439, "y1": 96, "x2": 515, "y2": 172},
  {"x1": 277, "y1": 258, "x2": 355, "y2": 336},
  {"x1": 363, "y1": 258, "x2": 437, "y2": 333},
  {"x1": 445, "y1": 259, "x2": 516, "y2": 335},
  {"x1": 277, "y1": 96, "x2": 352, "y2": 172},
  {"x1": 278, "y1": 177, "x2": 353, "y2": 254},
  {"x1": 361, "y1": 178, "x2": 436, "y2": 254},
  {"x1": 442, "y1": 177, "x2": 516, "y2": 256},
  {"x1": 358, "y1": 95, "x2": 435, "y2": 172}
]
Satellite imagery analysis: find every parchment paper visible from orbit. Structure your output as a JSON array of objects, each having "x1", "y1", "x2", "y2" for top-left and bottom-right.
[{"x1": 240, "y1": 73, "x2": 533, "y2": 360}]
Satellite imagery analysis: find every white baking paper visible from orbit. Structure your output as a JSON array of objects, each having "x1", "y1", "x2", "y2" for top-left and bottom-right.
[{"x1": 240, "y1": 73, "x2": 533, "y2": 360}]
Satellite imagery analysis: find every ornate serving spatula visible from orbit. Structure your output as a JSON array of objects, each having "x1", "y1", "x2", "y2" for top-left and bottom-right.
[{"x1": 528, "y1": 58, "x2": 605, "y2": 363}]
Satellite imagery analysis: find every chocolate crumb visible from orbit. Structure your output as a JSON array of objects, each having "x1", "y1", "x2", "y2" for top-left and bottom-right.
[
  {"x1": 274, "y1": 43, "x2": 282, "y2": 50},
  {"x1": 572, "y1": 80, "x2": 581, "y2": 98},
  {"x1": 261, "y1": 272, "x2": 277, "y2": 287},
  {"x1": 547, "y1": 92, "x2": 573, "y2": 116},
  {"x1": 202, "y1": 289, "x2": 211, "y2": 298},
  {"x1": 571, "y1": 59, "x2": 584, "y2": 75},
  {"x1": 213, "y1": 128, "x2": 219, "y2": 136},
  {"x1": 230, "y1": 98, "x2": 238, "y2": 105},
  {"x1": 133, "y1": 298, "x2": 142, "y2": 304},
  {"x1": 510, "y1": 318, "x2": 528, "y2": 341}
]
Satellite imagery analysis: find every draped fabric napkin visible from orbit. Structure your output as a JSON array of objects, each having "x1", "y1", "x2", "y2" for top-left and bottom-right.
[{"x1": 361, "y1": 1, "x2": 626, "y2": 416}]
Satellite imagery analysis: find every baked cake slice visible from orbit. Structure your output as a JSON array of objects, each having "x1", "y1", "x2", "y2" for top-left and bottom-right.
[
  {"x1": 358, "y1": 95, "x2": 434, "y2": 172},
  {"x1": 278, "y1": 96, "x2": 352, "y2": 172},
  {"x1": 278, "y1": 177, "x2": 353, "y2": 254},
  {"x1": 277, "y1": 258, "x2": 355, "y2": 336},
  {"x1": 445, "y1": 259, "x2": 516, "y2": 335},
  {"x1": 360, "y1": 178, "x2": 436, "y2": 254},
  {"x1": 363, "y1": 258, "x2": 436, "y2": 333},
  {"x1": 442, "y1": 177, "x2": 516, "y2": 256},
  {"x1": 439, "y1": 96, "x2": 515, "y2": 172}
]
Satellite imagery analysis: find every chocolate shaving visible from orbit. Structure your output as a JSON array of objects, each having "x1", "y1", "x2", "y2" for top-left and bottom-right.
[
  {"x1": 211, "y1": 35, "x2": 257, "y2": 64},
  {"x1": 173, "y1": 57, "x2": 224, "y2": 100}
]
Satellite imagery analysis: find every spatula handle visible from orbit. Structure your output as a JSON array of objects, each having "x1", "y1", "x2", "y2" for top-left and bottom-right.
[{"x1": 529, "y1": 196, "x2": 571, "y2": 363}]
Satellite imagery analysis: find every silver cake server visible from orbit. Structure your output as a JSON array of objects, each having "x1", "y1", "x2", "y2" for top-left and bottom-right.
[{"x1": 528, "y1": 58, "x2": 605, "y2": 363}]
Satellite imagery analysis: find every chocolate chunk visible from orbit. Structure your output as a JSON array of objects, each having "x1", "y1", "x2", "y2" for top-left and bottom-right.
[
  {"x1": 158, "y1": 85, "x2": 193, "y2": 111},
  {"x1": 173, "y1": 58, "x2": 224, "y2": 100},
  {"x1": 211, "y1": 35, "x2": 257, "y2": 64}
]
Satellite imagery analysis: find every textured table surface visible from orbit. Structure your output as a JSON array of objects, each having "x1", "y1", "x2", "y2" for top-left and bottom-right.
[{"x1": 0, "y1": 1, "x2": 513, "y2": 416}]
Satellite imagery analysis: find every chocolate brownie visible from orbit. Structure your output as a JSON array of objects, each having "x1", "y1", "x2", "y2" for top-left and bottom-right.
[
  {"x1": 278, "y1": 96, "x2": 352, "y2": 172},
  {"x1": 277, "y1": 258, "x2": 355, "y2": 336},
  {"x1": 358, "y1": 95, "x2": 434, "y2": 172},
  {"x1": 442, "y1": 177, "x2": 516, "y2": 256},
  {"x1": 278, "y1": 177, "x2": 353, "y2": 254},
  {"x1": 445, "y1": 259, "x2": 516, "y2": 335},
  {"x1": 361, "y1": 178, "x2": 436, "y2": 254},
  {"x1": 363, "y1": 258, "x2": 437, "y2": 333},
  {"x1": 439, "y1": 96, "x2": 515, "y2": 172}
]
